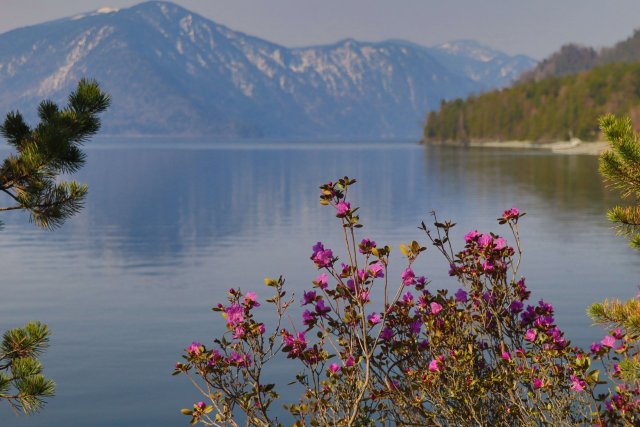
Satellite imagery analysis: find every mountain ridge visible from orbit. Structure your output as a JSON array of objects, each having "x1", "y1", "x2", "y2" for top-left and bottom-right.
[{"x1": 0, "y1": 1, "x2": 536, "y2": 138}]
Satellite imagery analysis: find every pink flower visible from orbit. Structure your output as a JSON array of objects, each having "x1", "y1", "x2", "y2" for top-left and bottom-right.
[
  {"x1": 187, "y1": 341, "x2": 202, "y2": 356},
  {"x1": 601, "y1": 335, "x2": 616, "y2": 348},
  {"x1": 478, "y1": 234, "x2": 493, "y2": 247},
  {"x1": 367, "y1": 312, "x2": 382, "y2": 325},
  {"x1": 257, "y1": 323, "x2": 265, "y2": 334},
  {"x1": 429, "y1": 356, "x2": 444, "y2": 372},
  {"x1": 525, "y1": 329, "x2": 537, "y2": 342},
  {"x1": 359, "y1": 290, "x2": 370, "y2": 303},
  {"x1": 502, "y1": 207, "x2": 520, "y2": 220},
  {"x1": 244, "y1": 291, "x2": 260, "y2": 307},
  {"x1": 570, "y1": 375, "x2": 585, "y2": 392},
  {"x1": 311, "y1": 242, "x2": 334, "y2": 268},
  {"x1": 315, "y1": 273, "x2": 329, "y2": 289},
  {"x1": 612, "y1": 328, "x2": 624, "y2": 339},
  {"x1": 335, "y1": 201, "x2": 350, "y2": 217},
  {"x1": 233, "y1": 326, "x2": 246, "y2": 339},
  {"x1": 344, "y1": 355, "x2": 355, "y2": 367},
  {"x1": 401, "y1": 267, "x2": 416, "y2": 286},
  {"x1": 328, "y1": 363, "x2": 341, "y2": 374},
  {"x1": 369, "y1": 263, "x2": 385, "y2": 278},
  {"x1": 464, "y1": 230, "x2": 480, "y2": 243},
  {"x1": 224, "y1": 304, "x2": 244, "y2": 326},
  {"x1": 533, "y1": 378, "x2": 543, "y2": 389},
  {"x1": 196, "y1": 401, "x2": 206, "y2": 410},
  {"x1": 501, "y1": 351, "x2": 511, "y2": 361},
  {"x1": 430, "y1": 302, "x2": 443, "y2": 315},
  {"x1": 493, "y1": 237, "x2": 506, "y2": 250}
]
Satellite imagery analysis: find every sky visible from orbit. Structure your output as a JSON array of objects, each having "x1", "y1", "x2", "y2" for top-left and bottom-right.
[{"x1": 2, "y1": 0, "x2": 640, "y2": 59}]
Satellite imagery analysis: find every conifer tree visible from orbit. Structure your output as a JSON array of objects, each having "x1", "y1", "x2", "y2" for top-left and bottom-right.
[
  {"x1": 588, "y1": 114, "x2": 640, "y2": 383},
  {"x1": 0, "y1": 79, "x2": 110, "y2": 414}
]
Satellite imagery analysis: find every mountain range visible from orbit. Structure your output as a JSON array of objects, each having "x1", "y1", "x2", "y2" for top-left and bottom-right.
[{"x1": 0, "y1": 1, "x2": 536, "y2": 138}]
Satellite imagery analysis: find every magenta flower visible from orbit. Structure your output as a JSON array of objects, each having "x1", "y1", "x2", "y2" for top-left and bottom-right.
[
  {"x1": 482, "y1": 260, "x2": 494, "y2": 272},
  {"x1": 335, "y1": 201, "x2": 350, "y2": 217},
  {"x1": 533, "y1": 378, "x2": 543, "y2": 389},
  {"x1": 196, "y1": 401, "x2": 206, "y2": 410},
  {"x1": 428, "y1": 356, "x2": 443, "y2": 372},
  {"x1": 208, "y1": 349, "x2": 222, "y2": 365},
  {"x1": 315, "y1": 273, "x2": 329, "y2": 289},
  {"x1": 315, "y1": 299, "x2": 331, "y2": 316},
  {"x1": 570, "y1": 375, "x2": 586, "y2": 392},
  {"x1": 601, "y1": 335, "x2": 616, "y2": 348},
  {"x1": 233, "y1": 326, "x2": 246, "y2": 339},
  {"x1": 464, "y1": 230, "x2": 480, "y2": 243},
  {"x1": 344, "y1": 355, "x2": 355, "y2": 367},
  {"x1": 302, "y1": 310, "x2": 315, "y2": 326},
  {"x1": 187, "y1": 341, "x2": 203, "y2": 356},
  {"x1": 257, "y1": 323, "x2": 265, "y2": 335},
  {"x1": 525, "y1": 329, "x2": 537, "y2": 342},
  {"x1": 501, "y1": 351, "x2": 511, "y2": 361},
  {"x1": 359, "y1": 290, "x2": 370, "y2": 303},
  {"x1": 478, "y1": 234, "x2": 493, "y2": 247},
  {"x1": 430, "y1": 302, "x2": 443, "y2": 315},
  {"x1": 455, "y1": 288, "x2": 468, "y2": 303},
  {"x1": 244, "y1": 291, "x2": 260, "y2": 307},
  {"x1": 381, "y1": 327, "x2": 394, "y2": 341},
  {"x1": 328, "y1": 363, "x2": 341, "y2": 374},
  {"x1": 410, "y1": 320, "x2": 422, "y2": 334},
  {"x1": 612, "y1": 328, "x2": 624, "y2": 339},
  {"x1": 401, "y1": 267, "x2": 416, "y2": 286},
  {"x1": 311, "y1": 242, "x2": 334, "y2": 268},
  {"x1": 510, "y1": 300, "x2": 524, "y2": 313},
  {"x1": 228, "y1": 351, "x2": 251, "y2": 367},
  {"x1": 402, "y1": 291, "x2": 414, "y2": 305},
  {"x1": 302, "y1": 290, "x2": 317, "y2": 306},
  {"x1": 224, "y1": 304, "x2": 244, "y2": 326},
  {"x1": 493, "y1": 237, "x2": 506, "y2": 250},
  {"x1": 369, "y1": 262, "x2": 385, "y2": 278},
  {"x1": 367, "y1": 312, "x2": 382, "y2": 325},
  {"x1": 359, "y1": 238, "x2": 376, "y2": 254},
  {"x1": 502, "y1": 207, "x2": 520, "y2": 220},
  {"x1": 590, "y1": 343, "x2": 602, "y2": 354}
]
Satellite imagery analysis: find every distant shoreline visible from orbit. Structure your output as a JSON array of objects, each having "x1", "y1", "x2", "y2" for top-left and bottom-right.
[{"x1": 425, "y1": 139, "x2": 608, "y2": 156}]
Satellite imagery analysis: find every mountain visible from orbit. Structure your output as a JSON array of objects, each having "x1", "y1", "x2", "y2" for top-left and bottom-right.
[
  {"x1": 0, "y1": 1, "x2": 536, "y2": 138},
  {"x1": 425, "y1": 62, "x2": 640, "y2": 143},
  {"x1": 519, "y1": 29, "x2": 640, "y2": 83},
  {"x1": 429, "y1": 40, "x2": 536, "y2": 89}
]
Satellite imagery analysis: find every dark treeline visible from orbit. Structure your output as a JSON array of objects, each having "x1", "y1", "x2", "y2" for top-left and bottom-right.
[{"x1": 424, "y1": 62, "x2": 640, "y2": 143}]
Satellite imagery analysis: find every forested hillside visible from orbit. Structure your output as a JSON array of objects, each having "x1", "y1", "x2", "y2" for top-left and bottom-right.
[{"x1": 424, "y1": 62, "x2": 640, "y2": 143}]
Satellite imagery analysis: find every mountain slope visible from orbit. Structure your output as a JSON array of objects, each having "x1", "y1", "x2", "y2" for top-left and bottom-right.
[
  {"x1": 0, "y1": 1, "x2": 535, "y2": 138},
  {"x1": 519, "y1": 29, "x2": 640, "y2": 83}
]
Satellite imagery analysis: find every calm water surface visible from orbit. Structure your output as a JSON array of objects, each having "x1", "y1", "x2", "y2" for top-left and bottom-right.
[{"x1": 2, "y1": 139, "x2": 639, "y2": 426}]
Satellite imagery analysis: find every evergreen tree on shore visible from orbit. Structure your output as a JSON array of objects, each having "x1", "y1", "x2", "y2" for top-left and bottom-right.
[
  {"x1": 0, "y1": 79, "x2": 110, "y2": 414},
  {"x1": 588, "y1": 114, "x2": 640, "y2": 383}
]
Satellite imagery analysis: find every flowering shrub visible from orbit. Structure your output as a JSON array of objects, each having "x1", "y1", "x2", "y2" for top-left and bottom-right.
[{"x1": 176, "y1": 177, "x2": 633, "y2": 426}]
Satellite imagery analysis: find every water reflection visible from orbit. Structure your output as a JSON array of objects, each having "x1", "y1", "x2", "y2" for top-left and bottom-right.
[{"x1": 1, "y1": 140, "x2": 639, "y2": 427}]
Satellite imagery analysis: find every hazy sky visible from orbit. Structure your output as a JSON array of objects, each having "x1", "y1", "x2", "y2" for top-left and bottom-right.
[{"x1": 2, "y1": 0, "x2": 640, "y2": 59}]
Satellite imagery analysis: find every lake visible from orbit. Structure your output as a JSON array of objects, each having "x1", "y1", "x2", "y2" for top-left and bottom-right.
[{"x1": 2, "y1": 139, "x2": 639, "y2": 426}]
